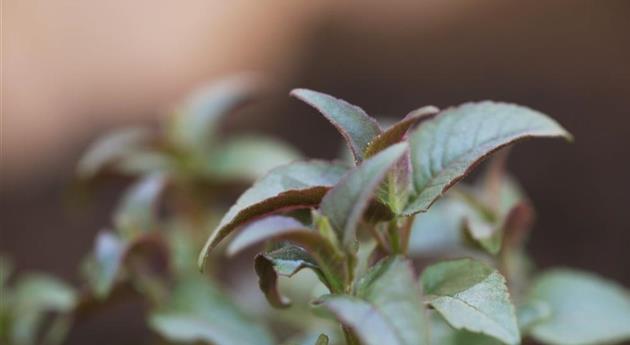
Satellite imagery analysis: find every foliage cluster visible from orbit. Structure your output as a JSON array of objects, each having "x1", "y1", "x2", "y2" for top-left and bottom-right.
[{"x1": 2, "y1": 77, "x2": 629, "y2": 345}]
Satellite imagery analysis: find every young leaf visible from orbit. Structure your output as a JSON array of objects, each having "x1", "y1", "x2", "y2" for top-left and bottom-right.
[
  {"x1": 113, "y1": 173, "x2": 167, "y2": 238},
  {"x1": 404, "y1": 101, "x2": 571, "y2": 215},
  {"x1": 528, "y1": 269, "x2": 630, "y2": 345},
  {"x1": 168, "y1": 75, "x2": 259, "y2": 152},
  {"x1": 226, "y1": 216, "x2": 346, "y2": 293},
  {"x1": 207, "y1": 135, "x2": 301, "y2": 181},
  {"x1": 81, "y1": 231, "x2": 125, "y2": 298},
  {"x1": 77, "y1": 127, "x2": 151, "y2": 178},
  {"x1": 149, "y1": 275, "x2": 274, "y2": 345},
  {"x1": 421, "y1": 258, "x2": 520, "y2": 345},
  {"x1": 254, "y1": 245, "x2": 319, "y2": 308},
  {"x1": 364, "y1": 105, "x2": 439, "y2": 158},
  {"x1": 320, "y1": 143, "x2": 408, "y2": 246},
  {"x1": 198, "y1": 161, "x2": 347, "y2": 269},
  {"x1": 291, "y1": 89, "x2": 381, "y2": 163}
]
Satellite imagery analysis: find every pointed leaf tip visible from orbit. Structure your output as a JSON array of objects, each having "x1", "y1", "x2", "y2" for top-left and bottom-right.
[
  {"x1": 405, "y1": 101, "x2": 572, "y2": 215},
  {"x1": 291, "y1": 88, "x2": 381, "y2": 163}
]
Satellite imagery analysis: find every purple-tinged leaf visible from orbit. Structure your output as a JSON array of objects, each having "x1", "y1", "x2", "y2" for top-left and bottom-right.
[
  {"x1": 198, "y1": 161, "x2": 347, "y2": 270},
  {"x1": 226, "y1": 216, "x2": 347, "y2": 293},
  {"x1": 254, "y1": 245, "x2": 319, "y2": 308},
  {"x1": 320, "y1": 143, "x2": 408, "y2": 246},
  {"x1": 364, "y1": 105, "x2": 439, "y2": 158},
  {"x1": 291, "y1": 89, "x2": 381, "y2": 164},
  {"x1": 405, "y1": 101, "x2": 572, "y2": 215}
]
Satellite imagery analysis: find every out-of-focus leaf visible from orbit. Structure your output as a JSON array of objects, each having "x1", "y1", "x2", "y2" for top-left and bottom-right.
[
  {"x1": 168, "y1": 75, "x2": 259, "y2": 152},
  {"x1": 81, "y1": 231, "x2": 125, "y2": 298},
  {"x1": 113, "y1": 173, "x2": 167, "y2": 238},
  {"x1": 364, "y1": 106, "x2": 439, "y2": 158},
  {"x1": 115, "y1": 149, "x2": 174, "y2": 175},
  {"x1": 516, "y1": 299, "x2": 551, "y2": 333},
  {"x1": 149, "y1": 275, "x2": 274, "y2": 345},
  {"x1": 421, "y1": 258, "x2": 520, "y2": 345},
  {"x1": 320, "y1": 143, "x2": 408, "y2": 246},
  {"x1": 407, "y1": 197, "x2": 472, "y2": 257},
  {"x1": 208, "y1": 135, "x2": 301, "y2": 181},
  {"x1": 430, "y1": 313, "x2": 503, "y2": 345},
  {"x1": 405, "y1": 101, "x2": 571, "y2": 215},
  {"x1": 463, "y1": 213, "x2": 502, "y2": 255},
  {"x1": 316, "y1": 256, "x2": 428, "y2": 345},
  {"x1": 291, "y1": 89, "x2": 381, "y2": 163},
  {"x1": 199, "y1": 161, "x2": 347, "y2": 270},
  {"x1": 226, "y1": 216, "x2": 346, "y2": 293},
  {"x1": 11, "y1": 274, "x2": 77, "y2": 345},
  {"x1": 255, "y1": 245, "x2": 319, "y2": 308},
  {"x1": 77, "y1": 127, "x2": 151, "y2": 178},
  {"x1": 528, "y1": 269, "x2": 630, "y2": 345}
]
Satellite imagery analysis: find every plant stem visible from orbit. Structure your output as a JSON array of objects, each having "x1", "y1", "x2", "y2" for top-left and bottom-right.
[
  {"x1": 399, "y1": 215, "x2": 415, "y2": 256},
  {"x1": 387, "y1": 220, "x2": 401, "y2": 254}
]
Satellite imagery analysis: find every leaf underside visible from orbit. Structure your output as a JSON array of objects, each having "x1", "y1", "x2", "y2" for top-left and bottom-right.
[{"x1": 198, "y1": 161, "x2": 347, "y2": 270}]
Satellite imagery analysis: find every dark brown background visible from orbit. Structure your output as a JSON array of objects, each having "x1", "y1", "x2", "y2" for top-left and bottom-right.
[{"x1": 2, "y1": 1, "x2": 629, "y2": 344}]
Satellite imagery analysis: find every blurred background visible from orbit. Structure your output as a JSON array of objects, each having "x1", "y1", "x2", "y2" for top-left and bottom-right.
[{"x1": 2, "y1": 0, "x2": 630, "y2": 344}]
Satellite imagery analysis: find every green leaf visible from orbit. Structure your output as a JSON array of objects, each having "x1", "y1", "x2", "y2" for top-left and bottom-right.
[
  {"x1": 77, "y1": 127, "x2": 151, "y2": 178},
  {"x1": 198, "y1": 161, "x2": 347, "y2": 270},
  {"x1": 11, "y1": 274, "x2": 77, "y2": 345},
  {"x1": 408, "y1": 196, "x2": 478, "y2": 257},
  {"x1": 291, "y1": 89, "x2": 381, "y2": 163},
  {"x1": 226, "y1": 216, "x2": 347, "y2": 293},
  {"x1": 405, "y1": 101, "x2": 571, "y2": 215},
  {"x1": 421, "y1": 258, "x2": 520, "y2": 345},
  {"x1": 315, "y1": 296, "x2": 402, "y2": 345},
  {"x1": 254, "y1": 245, "x2": 319, "y2": 308},
  {"x1": 150, "y1": 275, "x2": 274, "y2": 345},
  {"x1": 113, "y1": 173, "x2": 167, "y2": 238},
  {"x1": 81, "y1": 231, "x2": 125, "y2": 298},
  {"x1": 316, "y1": 256, "x2": 428, "y2": 345},
  {"x1": 528, "y1": 269, "x2": 630, "y2": 345},
  {"x1": 168, "y1": 75, "x2": 259, "y2": 152},
  {"x1": 356, "y1": 256, "x2": 429, "y2": 345},
  {"x1": 364, "y1": 105, "x2": 438, "y2": 158},
  {"x1": 463, "y1": 213, "x2": 502, "y2": 255},
  {"x1": 320, "y1": 143, "x2": 408, "y2": 246},
  {"x1": 516, "y1": 299, "x2": 551, "y2": 333},
  {"x1": 430, "y1": 313, "x2": 503, "y2": 345},
  {"x1": 207, "y1": 135, "x2": 301, "y2": 181}
]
